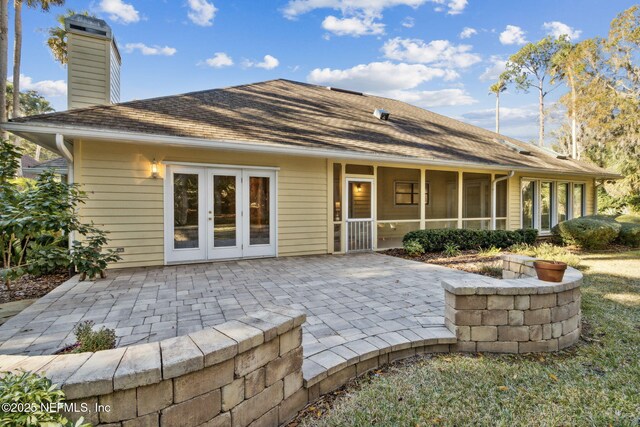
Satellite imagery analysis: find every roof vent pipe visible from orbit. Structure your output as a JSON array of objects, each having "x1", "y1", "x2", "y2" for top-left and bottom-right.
[{"x1": 374, "y1": 109, "x2": 390, "y2": 121}]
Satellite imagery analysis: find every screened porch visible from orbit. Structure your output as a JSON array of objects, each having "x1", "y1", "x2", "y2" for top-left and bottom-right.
[{"x1": 331, "y1": 163, "x2": 509, "y2": 252}]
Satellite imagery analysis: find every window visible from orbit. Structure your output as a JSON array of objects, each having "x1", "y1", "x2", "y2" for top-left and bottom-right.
[
  {"x1": 394, "y1": 181, "x2": 420, "y2": 205},
  {"x1": 522, "y1": 180, "x2": 536, "y2": 229},
  {"x1": 541, "y1": 182, "x2": 553, "y2": 233},
  {"x1": 573, "y1": 183, "x2": 585, "y2": 218},
  {"x1": 557, "y1": 182, "x2": 569, "y2": 224},
  {"x1": 521, "y1": 179, "x2": 588, "y2": 232}
]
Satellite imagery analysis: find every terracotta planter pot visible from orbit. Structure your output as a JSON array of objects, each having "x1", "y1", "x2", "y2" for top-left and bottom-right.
[{"x1": 533, "y1": 260, "x2": 568, "y2": 282}]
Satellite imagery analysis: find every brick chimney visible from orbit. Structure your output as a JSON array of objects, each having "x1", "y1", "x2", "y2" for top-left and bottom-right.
[{"x1": 64, "y1": 14, "x2": 121, "y2": 110}]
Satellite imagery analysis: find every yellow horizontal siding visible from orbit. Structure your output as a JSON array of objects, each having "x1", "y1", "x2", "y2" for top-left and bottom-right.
[{"x1": 77, "y1": 140, "x2": 327, "y2": 268}]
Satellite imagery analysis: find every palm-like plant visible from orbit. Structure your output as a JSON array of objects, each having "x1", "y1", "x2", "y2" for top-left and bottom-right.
[
  {"x1": 489, "y1": 80, "x2": 506, "y2": 134},
  {"x1": 47, "y1": 9, "x2": 93, "y2": 65}
]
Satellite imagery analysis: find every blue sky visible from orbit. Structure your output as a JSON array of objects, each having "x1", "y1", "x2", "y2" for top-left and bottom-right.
[{"x1": 8, "y1": 0, "x2": 637, "y2": 144}]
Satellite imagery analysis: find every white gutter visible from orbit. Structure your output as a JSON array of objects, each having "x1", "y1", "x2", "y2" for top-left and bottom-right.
[
  {"x1": 56, "y1": 133, "x2": 75, "y2": 258},
  {"x1": 1, "y1": 122, "x2": 622, "y2": 179},
  {"x1": 491, "y1": 171, "x2": 515, "y2": 230}
]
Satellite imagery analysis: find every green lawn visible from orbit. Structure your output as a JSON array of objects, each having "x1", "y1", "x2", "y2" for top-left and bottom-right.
[{"x1": 301, "y1": 250, "x2": 640, "y2": 427}]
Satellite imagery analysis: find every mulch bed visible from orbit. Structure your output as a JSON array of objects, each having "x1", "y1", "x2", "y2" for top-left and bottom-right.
[
  {"x1": 383, "y1": 248, "x2": 504, "y2": 278},
  {"x1": 0, "y1": 272, "x2": 70, "y2": 304}
]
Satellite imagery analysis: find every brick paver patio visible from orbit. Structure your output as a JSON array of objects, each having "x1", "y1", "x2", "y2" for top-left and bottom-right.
[{"x1": 0, "y1": 253, "x2": 470, "y2": 363}]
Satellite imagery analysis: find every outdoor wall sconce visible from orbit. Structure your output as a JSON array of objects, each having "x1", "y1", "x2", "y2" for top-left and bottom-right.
[
  {"x1": 356, "y1": 184, "x2": 362, "y2": 192},
  {"x1": 151, "y1": 159, "x2": 159, "y2": 179}
]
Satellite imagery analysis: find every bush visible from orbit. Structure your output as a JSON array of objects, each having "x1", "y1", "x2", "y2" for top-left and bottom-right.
[
  {"x1": 552, "y1": 216, "x2": 621, "y2": 249},
  {"x1": 71, "y1": 229, "x2": 121, "y2": 281},
  {"x1": 72, "y1": 320, "x2": 116, "y2": 353},
  {"x1": 443, "y1": 243, "x2": 461, "y2": 257},
  {"x1": 616, "y1": 214, "x2": 640, "y2": 224},
  {"x1": 403, "y1": 239, "x2": 424, "y2": 257},
  {"x1": 403, "y1": 228, "x2": 538, "y2": 253},
  {"x1": 618, "y1": 223, "x2": 640, "y2": 247},
  {"x1": 0, "y1": 371, "x2": 89, "y2": 427},
  {"x1": 509, "y1": 243, "x2": 581, "y2": 268}
]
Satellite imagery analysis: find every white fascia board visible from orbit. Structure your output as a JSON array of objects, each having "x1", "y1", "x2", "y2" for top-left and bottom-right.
[{"x1": 0, "y1": 121, "x2": 621, "y2": 179}]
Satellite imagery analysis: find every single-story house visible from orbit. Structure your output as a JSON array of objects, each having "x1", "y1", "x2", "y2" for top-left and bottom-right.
[{"x1": 1, "y1": 15, "x2": 618, "y2": 269}]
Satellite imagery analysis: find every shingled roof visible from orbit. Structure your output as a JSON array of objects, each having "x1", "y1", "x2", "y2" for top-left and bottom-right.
[{"x1": 8, "y1": 79, "x2": 613, "y2": 176}]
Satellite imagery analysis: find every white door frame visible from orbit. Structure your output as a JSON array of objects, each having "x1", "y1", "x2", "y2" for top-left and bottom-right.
[
  {"x1": 164, "y1": 165, "x2": 207, "y2": 263},
  {"x1": 164, "y1": 164, "x2": 278, "y2": 264},
  {"x1": 242, "y1": 169, "x2": 277, "y2": 258},
  {"x1": 345, "y1": 178, "x2": 375, "y2": 252},
  {"x1": 207, "y1": 168, "x2": 243, "y2": 260}
]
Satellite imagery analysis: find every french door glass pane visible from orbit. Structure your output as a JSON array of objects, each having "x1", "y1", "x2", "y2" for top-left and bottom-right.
[
  {"x1": 541, "y1": 182, "x2": 552, "y2": 232},
  {"x1": 573, "y1": 184, "x2": 584, "y2": 217},
  {"x1": 348, "y1": 182, "x2": 372, "y2": 219},
  {"x1": 557, "y1": 183, "x2": 569, "y2": 223},
  {"x1": 249, "y1": 177, "x2": 270, "y2": 245},
  {"x1": 213, "y1": 175, "x2": 237, "y2": 247},
  {"x1": 522, "y1": 180, "x2": 535, "y2": 229},
  {"x1": 174, "y1": 173, "x2": 199, "y2": 249}
]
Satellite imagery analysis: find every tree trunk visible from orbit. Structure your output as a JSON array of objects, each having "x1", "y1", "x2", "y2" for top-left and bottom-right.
[
  {"x1": 495, "y1": 92, "x2": 500, "y2": 134},
  {"x1": 35, "y1": 145, "x2": 41, "y2": 160},
  {"x1": 538, "y1": 85, "x2": 545, "y2": 147},
  {"x1": 12, "y1": 0, "x2": 22, "y2": 119},
  {"x1": 568, "y1": 70, "x2": 578, "y2": 159},
  {"x1": 0, "y1": 0, "x2": 9, "y2": 139}
]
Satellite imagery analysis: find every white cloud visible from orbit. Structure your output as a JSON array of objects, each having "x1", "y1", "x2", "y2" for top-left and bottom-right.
[
  {"x1": 204, "y1": 52, "x2": 234, "y2": 68},
  {"x1": 322, "y1": 15, "x2": 385, "y2": 36},
  {"x1": 123, "y1": 43, "x2": 177, "y2": 56},
  {"x1": 245, "y1": 55, "x2": 280, "y2": 70},
  {"x1": 307, "y1": 61, "x2": 458, "y2": 92},
  {"x1": 381, "y1": 38, "x2": 481, "y2": 68},
  {"x1": 401, "y1": 16, "x2": 415, "y2": 28},
  {"x1": 446, "y1": 0, "x2": 467, "y2": 15},
  {"x1": 282, "y1": 0, "x2": 467, "y2": 34},
  {"x1": 459, "y1": 26, "x2": 477, "y2": 39},
  {"x1": 187, "y1": 0, "x2": 217, "y2": 27},
  {"x1": 386, "y1": 88, "x2": 476, "y2": 107},
  {"x1": 14, "y1": 75, "x2": 67, "y2": 98},
  {"x1": 499, "y1": 25, "x2": 527, "y2": 45},
  {"x1": 98, "y1": 0, "x2": 140, "y2": 24},
  {"x1": 543, "y1": 21, "x2": 582, "y2": 40},
  {"x1": 479, "y1": 55, "x2": 507, "y2": 82}
]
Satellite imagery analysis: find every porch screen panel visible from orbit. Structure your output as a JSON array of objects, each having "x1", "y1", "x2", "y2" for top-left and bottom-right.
[
  {"x1": 348, "y1": 182, "x2": 372, "y2": 219},
  {"x1": 333, "y1": 164, "x2": 342, "y2": 221},
  {"x1": 495, "y1": 176, "x2": 508, "y2": 218},
  {"x1": 463, "y1": 173, "x2": 491, "y2": 229},
  {"x1": 173, "y1": 173, "x2": 199, "y2": 249},
  {"x1": 521, "y1": 180, "x2": 536, "y2": 229},
  {"x1": 425, "y1": 170, "x2": 458, "y2": 227},
  {"x1": 249, "y1": 177, "x2": 270, "y2": 245},
  {"x1": 377, "y1": 167, "x2": 420, "y2": 220},
  {"x1": 557, "y1": 183, "x2": 569, "y2": 224}
]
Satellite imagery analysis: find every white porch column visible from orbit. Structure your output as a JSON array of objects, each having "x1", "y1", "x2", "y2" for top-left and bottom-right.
[
  {"x1": 420, "y1": 168, "x2": 426, "y2": 230},
  {"x1": 372, "y1": 165, "x2": 378, "y2": 250},
  {"x1": 457, "y1": 171, "x2": 463, "y2": 229}
]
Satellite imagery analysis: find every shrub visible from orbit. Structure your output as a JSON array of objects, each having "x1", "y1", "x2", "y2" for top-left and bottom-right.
[
  {"x1": 403, "y1": 239, "x2": 424, "y2": 257},
  {"x1": 478, "y1": 246, "x2": 501, "y2": 257},
  {"x1": 443, "y1": 243, "x2": 461, "y2": 257},
  {"x1": 509, "y1": 242, "x2": 581, "y2": 268},
  {"x1": 552, "y1": 216, "x2": 621, "y2": 249},
  {"x1": 72, "y1": 320, "x2": 116, "y2": 353},
  {"x1": 403, "y1": 228, "x2": 538, "y2": 253},
  {"x1": 71, "y1": 228, "x2": 121, "y2": 281},
  {"x1": 0, "y1": 371, "x2": 89, "y2": 427},
  {"x1": 618, "y1": 223, "x2": 640, "y2": 247}
]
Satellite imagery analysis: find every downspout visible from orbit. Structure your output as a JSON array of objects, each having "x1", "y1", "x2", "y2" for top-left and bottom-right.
[
  {"x1": 491, "y1": 171, "x2": 515, "y2": 230},
  {"x1": 56, "y1": 134, "x2": 75, "y2": 266}
]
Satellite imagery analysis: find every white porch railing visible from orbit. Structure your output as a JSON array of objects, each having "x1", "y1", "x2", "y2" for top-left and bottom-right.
[{"x1": 347, "y1": 219, "x2": 373, "y2": 252}]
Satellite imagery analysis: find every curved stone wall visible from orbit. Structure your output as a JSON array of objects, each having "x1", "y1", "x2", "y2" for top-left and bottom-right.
[
  {"x1": 443, "y1": 254, "x2": 582, "y2": 353},
  {"x1": 0, "y1": 307, "x2": 309, "y2": 427}
]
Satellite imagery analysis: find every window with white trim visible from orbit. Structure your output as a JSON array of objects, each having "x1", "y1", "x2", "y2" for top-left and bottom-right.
[{"x1": 521, "y1": 179, "x2": 587, "y2": 233}]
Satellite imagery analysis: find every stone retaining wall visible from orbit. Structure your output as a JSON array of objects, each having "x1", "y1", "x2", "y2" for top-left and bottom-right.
[
  {"x1": 0, "y1": 307, "x2": 309, "y2": 427},
  {"x1": 443, "y1": 254, "x2": 582, "y2": 353}
]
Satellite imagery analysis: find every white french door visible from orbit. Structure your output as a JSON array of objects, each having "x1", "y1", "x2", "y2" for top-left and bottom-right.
[{"x1": 165, "y1": 165, "x2": 276, "y2": 263}]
